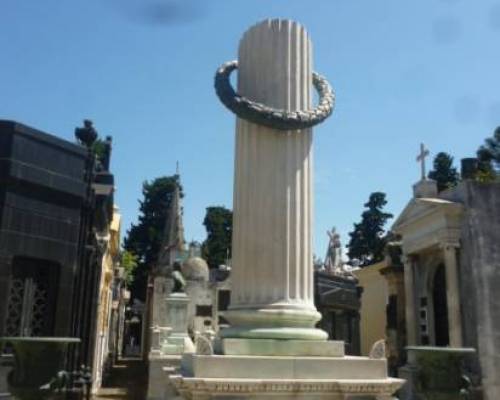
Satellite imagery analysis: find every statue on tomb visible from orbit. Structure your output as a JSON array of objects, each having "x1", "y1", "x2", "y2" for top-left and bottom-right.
[
  {"x1": 324, "y1": 228, "x2": 356, "y2": 279},
  {"x1": 325, "y1": 227, "x2": 342, "y2": 273},
  {"x1": 171, "y1": 262, "x2": 186, "y2": 293},
  {"x1": 75, "y1": 119, "x2": 98, "y2": 148}
]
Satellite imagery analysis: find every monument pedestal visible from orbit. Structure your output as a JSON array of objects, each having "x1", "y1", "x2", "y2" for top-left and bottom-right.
[
  {"x1": 173, "y1": 339, "x2": 402, "y2": 399},
  {"x1": 147, "y1": 293, "x2": 194, "y2": 400},
  {"x1": 172, "y1": 352, "x2": 402, "y2": 400}
]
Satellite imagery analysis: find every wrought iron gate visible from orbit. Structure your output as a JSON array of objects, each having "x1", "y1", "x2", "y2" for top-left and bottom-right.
[{"x1": 4, "y1": 257, "x2": 58, "y2": 337}]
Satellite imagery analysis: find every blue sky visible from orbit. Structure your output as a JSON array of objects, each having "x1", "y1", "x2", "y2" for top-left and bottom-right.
[{"x1": 1, "y1": 0, "x2": 499, "y2": 258}]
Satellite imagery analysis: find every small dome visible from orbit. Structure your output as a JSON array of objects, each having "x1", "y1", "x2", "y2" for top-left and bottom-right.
[{"x1": 181, "y1": 257, "x2": 209, "y2": 281}]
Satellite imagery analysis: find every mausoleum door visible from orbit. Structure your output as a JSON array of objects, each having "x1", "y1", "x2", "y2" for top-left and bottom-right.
[
  {"x1": 432, "y1": 264, "x2": 450, "y2": 346},
  {"x1": 4, "y1": 257, "x2": 59, "y2": 337}
]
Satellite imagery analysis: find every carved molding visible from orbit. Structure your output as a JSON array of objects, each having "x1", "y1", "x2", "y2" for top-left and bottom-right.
[
  {"x1": 215, "y1": 61, "x2": 334, "y2": 131},
  {"x1": 439, "y1": 241, "x2": 460, "y2": 251},
  {"x1": 170, "y1": 376, "x2": 403, "y2": 398}
]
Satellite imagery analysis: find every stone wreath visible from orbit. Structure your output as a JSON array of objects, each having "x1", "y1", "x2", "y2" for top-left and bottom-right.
[{"x1": 214, "y1": 60, "x2": 335, "y2": 131}]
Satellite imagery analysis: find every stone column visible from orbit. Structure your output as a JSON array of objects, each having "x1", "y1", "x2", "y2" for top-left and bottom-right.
[
  {"x1": 441, "y1": 243, "x2": 463, "y2": 347},
  {"x1": 403, "y1": 255, "x2": 417, "y2": 345},
  {"x1": 223, "y1": 20, "x2": 326, "y2": 341}
]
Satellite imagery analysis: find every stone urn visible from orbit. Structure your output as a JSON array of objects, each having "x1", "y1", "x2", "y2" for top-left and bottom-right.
[
  {"x1": 0, "y1": 337, "x2": 80, "y2": 400},
  {"x1": 403, "y1": 346, "x2": 476, "y2": 400}
]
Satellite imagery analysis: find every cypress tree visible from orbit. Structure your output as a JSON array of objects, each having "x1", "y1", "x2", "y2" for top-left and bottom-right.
[
  {"x1": 428, "y1": 152, "x2": 459, "y2": 192},
  {"x1": 347, "y1": 192, "x2": 393, "y2": 267}
]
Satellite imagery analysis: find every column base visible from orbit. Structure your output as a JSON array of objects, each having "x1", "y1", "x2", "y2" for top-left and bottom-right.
[
  {"x1": 222, "y1": 306, "x2": 327, "y2": 340},
  {"x1": 220, "y1": 326, "x2": 328, "y2": 340}
]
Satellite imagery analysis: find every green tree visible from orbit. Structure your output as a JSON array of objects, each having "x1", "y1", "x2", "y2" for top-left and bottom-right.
[
  {"x1": 120, "y1": 250, "x2": 138, "y2": 287},
  {"x1": 428, "y1": 152, "x2": 459, "y2": 192},
  {"x1": 202, "y1": 206, "x2": 233, "y2": 269},
  {"x1": 347, "y1": 192, "x2": 393, "y2": 267},
  {"x1": 91, "y1": 138, "x2": 107, "y2": 162},
  {"x1": 124, "y1": 175, "x2": 182, "y2": 300},
  {"x1": 476, "y1": 126, "x2": 500, "y2": 181}
]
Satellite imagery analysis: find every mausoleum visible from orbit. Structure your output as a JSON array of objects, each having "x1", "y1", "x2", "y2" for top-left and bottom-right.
[{"x1": 392, "y1": 156, "x2": 500, "y2": 399}]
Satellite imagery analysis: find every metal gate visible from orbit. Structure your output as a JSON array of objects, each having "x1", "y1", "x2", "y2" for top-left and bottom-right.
[{"x1": 4, "y1": 257, "x2": 58, "y2": 337}]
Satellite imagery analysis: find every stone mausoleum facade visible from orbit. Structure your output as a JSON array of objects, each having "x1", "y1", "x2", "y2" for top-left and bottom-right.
[
  {"x1": 0, "y1": 120, "x2": 124, "y2": 396},
  {"x1": 0, "y1": 121, "x2": 89, "y2": 338},
  {"x1": 392, "y1": 162, "x2": 500, "y2": 399}
]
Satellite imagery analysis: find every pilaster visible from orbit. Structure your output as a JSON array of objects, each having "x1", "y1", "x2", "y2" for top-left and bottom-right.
[
  {"x1": 441, "y1": 242, "x2": 463, "y2": 347},
  {"x1": 402, "y1": 255, "x2": 417, "y2": 345}
]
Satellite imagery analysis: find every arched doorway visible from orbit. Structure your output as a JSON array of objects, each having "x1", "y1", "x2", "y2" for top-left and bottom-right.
[{"x1": 432, "y1": 264, "x2": 449, "y2": 346}]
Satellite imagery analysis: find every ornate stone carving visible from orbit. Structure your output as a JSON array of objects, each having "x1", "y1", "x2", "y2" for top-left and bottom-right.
[
  {"x1": 369, "y1": 339, "x2": 386, "y2": 359},
  {"x1": 195, "y1": 330, "x2": 215, "y2": 355},
  {"x1": 215, "y1": 60, "x2": 334, "y2": 131},
  {"x1": 170, "y1": 376, "x2": 403, "y2": 397}
]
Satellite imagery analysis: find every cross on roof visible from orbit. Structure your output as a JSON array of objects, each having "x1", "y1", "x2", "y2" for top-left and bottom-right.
[{"x1": 416, "y1": 143, "x2": 430, "y2": 180}]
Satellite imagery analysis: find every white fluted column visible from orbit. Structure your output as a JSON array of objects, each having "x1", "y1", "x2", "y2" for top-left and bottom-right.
[{"x1": 223, "y1": 19, "x2": 326, "y2": 340}]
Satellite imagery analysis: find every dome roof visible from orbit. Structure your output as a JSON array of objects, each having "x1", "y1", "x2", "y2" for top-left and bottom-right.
[{"x1": 181, "y1": 257, "x2": 209, "y2": 281}]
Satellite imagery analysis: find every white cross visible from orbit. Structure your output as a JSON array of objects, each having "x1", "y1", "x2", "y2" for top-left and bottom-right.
[{"x1": 416, "y1": 143, "x2": 430, "y2": 180}]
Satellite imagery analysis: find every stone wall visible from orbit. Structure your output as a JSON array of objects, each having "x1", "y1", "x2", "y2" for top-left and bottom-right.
[{"x1": 461, "y1": 181, "x2": 500, "y2": 400}]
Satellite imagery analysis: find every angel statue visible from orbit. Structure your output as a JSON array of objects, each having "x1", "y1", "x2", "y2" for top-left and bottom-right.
[{"x1": 325, "y1": 227, "x2": 343, "y2": 273}]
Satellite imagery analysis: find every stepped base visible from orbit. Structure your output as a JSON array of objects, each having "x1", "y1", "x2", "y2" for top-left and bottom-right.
[{"x1": 170, "y1": 353, "x2": 404, "y2": 399}]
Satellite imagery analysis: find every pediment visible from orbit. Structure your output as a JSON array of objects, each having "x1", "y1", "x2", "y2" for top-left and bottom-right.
[{"x1": 392, "y1": 197, "x2": 461, "y2": 233}]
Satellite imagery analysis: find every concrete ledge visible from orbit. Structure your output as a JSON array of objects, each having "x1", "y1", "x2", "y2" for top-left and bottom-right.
[{"x1": 219, "y1": 338, "x2": 345, "y2": 357}]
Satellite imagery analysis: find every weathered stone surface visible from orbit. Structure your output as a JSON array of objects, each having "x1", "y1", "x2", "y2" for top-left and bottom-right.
[
  {"x1": 460, "y1": 181, "x2": 500, "y2": 400},
  {"x1": 393, "y1": 176, "x2": 500, "y2": 399}
]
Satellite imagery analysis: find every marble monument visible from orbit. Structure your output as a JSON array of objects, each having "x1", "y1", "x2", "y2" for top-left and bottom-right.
[{"x1": 170, "y1": 19, "x2": 404, "y2": 400}]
